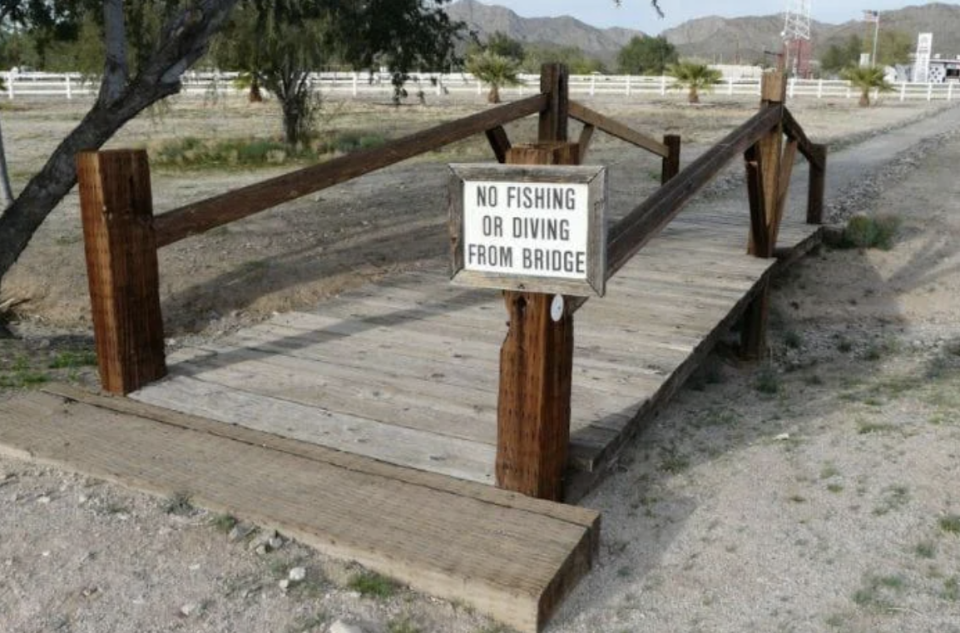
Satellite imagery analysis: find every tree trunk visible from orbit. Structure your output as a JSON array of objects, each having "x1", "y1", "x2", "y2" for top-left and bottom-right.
[
  {"x1": 0, "y1": 0, "x2": 240, "y2": 285},
  {"x1": 0, "y1": 114, "x2": 14, "y2": 207},
  {"x1": 101, "y1": 0, "x2": 129, "y2": 104},
  {"x1": 282, "y1": 98, "x2": 301, "y2": 145},
  {"x1": 859, "y1": 88, "x2": 871, "y2": 107},
  {"x1": 248, "y1": 75, "x2": 263, "y2": 103},
  {"x1": 688, "y1": 85, "x2": 700, "y2": 104},
  {"x1": 0, "y1": 86, "x2": 179, "y2": 282},
  {"x1": 488, "y1": 84, "x2": 501, "y2": 104}
]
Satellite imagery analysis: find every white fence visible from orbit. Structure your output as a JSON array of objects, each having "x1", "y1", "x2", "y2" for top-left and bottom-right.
[{"x1": 2, "y1": 70, "x2": 957, "y2": 103}]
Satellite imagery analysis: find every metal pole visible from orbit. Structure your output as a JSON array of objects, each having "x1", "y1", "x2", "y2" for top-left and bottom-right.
[{"x1": 872, "y1": 14, "x2": 880, "y2": 66}]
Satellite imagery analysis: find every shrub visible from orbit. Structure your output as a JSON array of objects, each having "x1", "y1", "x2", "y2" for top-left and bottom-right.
[{"x1": 842, "y1": 213, "x2": 901, "y2": 250}]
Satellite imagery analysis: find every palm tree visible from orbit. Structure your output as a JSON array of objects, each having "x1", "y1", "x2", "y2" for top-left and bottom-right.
[
  {"x1": 466, "y1": 51, "x2": 522, "y2": 104},
  {"x1": 842, "y1": 66, "x2": 894, "y2": 107},
  {"x1": 667, "y1": 61, "x2": 722, "y2": 104}
]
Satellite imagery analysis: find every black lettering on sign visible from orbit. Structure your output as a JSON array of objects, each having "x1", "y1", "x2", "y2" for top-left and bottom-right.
[
  {"x1": 504, "y1": 186, "x2": 579, "y2": 210},
  {"x1": 511, "y1": 218, "x2": 571, "y2": 241},
  {"x1": 520, "y1": 247, "x2": 587, "y2": 275},
  {"x1": 476, "y1": 185, "x2": 497, "y2": 208},
  {"x1": 468, "y1": 243, "x2": 513, "y2": 268},
  {"x1": 481, "y1": 215, "x2": 503, "y2": 237}
]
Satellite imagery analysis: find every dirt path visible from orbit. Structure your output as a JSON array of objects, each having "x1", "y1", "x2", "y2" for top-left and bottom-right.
[{"x1": 2, "y1": 97, "x2": 960, "y2": 633}]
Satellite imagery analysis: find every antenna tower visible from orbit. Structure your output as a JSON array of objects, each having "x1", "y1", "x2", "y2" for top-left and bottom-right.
[{"x1": 783, "y1": 0, "x2": 813, "y2": 77}]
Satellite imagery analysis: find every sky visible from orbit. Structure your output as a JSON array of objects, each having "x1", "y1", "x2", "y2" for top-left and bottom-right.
[{"x1": 489, "y1": 1, "x2": 950, "y2": 33}]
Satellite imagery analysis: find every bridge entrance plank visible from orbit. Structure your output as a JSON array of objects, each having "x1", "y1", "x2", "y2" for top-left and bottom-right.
[{"x1": 0, "y1": 387, "x2": 597, "y2": 633}]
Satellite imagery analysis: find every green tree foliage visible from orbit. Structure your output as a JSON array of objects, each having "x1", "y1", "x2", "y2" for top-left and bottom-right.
[
  {"x1": 820, "y1": 35, "x2": 863, "y2": 74},
  {"x1": 484, "y1": 31, "x2": 524, "y2": 62},
  {"x1": 213, "y1": 1, "x2": 340, "y2": 144},
  {"x1": 521, "y1": 44, "x2": 605, "y2": 75},
  {"x1": 617, "y1": 35, "x2": 677, "y2": 75},
  {"x1": 667, "y1": 61, "x2": 721, "y2": 104},
  {"x1": 213, "y1": 0, "x2": 463, "y2": 144},
  {"x1": 842, "y1": 65, "x2": 893, "y2": 107},
  {"x1": 873, "y1": 30, "x2": 912, "y2": 67},
  {"x1": 821, "y1": 31, "x2": 911, "y2": 75},
  {"x1": 465, "y1": 50, "x2": 520, "y2": 103}
]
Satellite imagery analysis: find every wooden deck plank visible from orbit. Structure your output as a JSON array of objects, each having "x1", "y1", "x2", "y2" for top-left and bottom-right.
[
  {"x1": 0, "y1": 388, "x2": 597, "y2": 633},
  {"x1": 132, "y1": 189, "x2": 822, "y2": 497},
  {"x1": 132, "y1": 374, "x2": 498, "y2": 484}
]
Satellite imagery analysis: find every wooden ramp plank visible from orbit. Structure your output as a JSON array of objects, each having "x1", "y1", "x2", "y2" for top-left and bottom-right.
[{"x1": 0, "y1": 387, "x2": 598, "y2": 633}]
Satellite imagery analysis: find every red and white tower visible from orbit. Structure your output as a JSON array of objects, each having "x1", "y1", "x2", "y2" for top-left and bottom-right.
[{"x1": 783, "y1": 0, "x2": 813, "y2": 77}]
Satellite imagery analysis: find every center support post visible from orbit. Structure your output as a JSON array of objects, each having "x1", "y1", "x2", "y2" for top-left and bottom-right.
[{"x1": 496, "y1": 64, "x2": 578, "y2": 501}]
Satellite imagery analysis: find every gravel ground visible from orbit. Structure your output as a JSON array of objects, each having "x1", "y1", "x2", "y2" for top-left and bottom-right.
[{"x1": 2, "y1": 95, "x2": 960, "y2": 633}]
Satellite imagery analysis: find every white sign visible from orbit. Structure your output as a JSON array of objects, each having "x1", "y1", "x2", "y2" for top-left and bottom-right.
[
  {"x1": 915, "y1": 33, "x2": 933, "y2": 83},
  {"x1": 448, "y1": 164, "x2": 607, "y2": 297},
  {"x1": 462, "y1": 180, "x2": 590, "y2": 279}
]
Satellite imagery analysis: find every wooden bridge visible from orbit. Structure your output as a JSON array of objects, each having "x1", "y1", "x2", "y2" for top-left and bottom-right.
[{"x1": 1, "y1": 66, "x2": 826, "y2": 632}]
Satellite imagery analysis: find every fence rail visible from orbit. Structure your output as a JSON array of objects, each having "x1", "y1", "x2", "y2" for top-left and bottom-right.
[{"x1": 5, "y1": 70, "x2": 959, "y2": 102}]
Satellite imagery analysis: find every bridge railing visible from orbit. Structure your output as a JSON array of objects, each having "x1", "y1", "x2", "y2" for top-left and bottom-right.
[{"x1": 76, "y1": 65, "x2": 822, "y2": 502}]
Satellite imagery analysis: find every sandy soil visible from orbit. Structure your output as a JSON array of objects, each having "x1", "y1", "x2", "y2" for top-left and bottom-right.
[{"x1": 2, "y1": 93, "x2": 960, "y2": 633}]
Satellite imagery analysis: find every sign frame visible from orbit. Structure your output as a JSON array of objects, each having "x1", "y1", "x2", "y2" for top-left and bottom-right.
[{"x1": 448, "y1": 163, "x2": 608, "y2": 297}]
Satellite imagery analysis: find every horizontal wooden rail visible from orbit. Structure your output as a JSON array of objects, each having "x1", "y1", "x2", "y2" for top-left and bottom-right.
[
  {"x1": 567, "y1": 101, "x2": 669, "y2": 158},
  {"x1": 781, "y1": 107, "x2": 825, "y2": 170},
  {"x1": 605, "y1": 105, "x2": 783, "y2": 279},
  {"x1": 154, "y1": 94, "x2": 549, "y2": 247}
]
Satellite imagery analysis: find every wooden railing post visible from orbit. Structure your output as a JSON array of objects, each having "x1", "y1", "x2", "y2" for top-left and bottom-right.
[
  {"x1": 77, "y1": 150, "x2": 166, "y2": 395},
  {"x1": 496, "y1": 64, "x2": 576, "y2": 501},
  {"x1": 539, "y1": 63, "x2": 568, "y2": 143},
  {"x1": 660, "y1": 134, "x2": 681, "y2": 185},
  {"x1": 806, "y1": 143, "x2": 827, "y2": 224},
  {"x1": 741, "y1": 70, "x2": 785, "y2": 360}
]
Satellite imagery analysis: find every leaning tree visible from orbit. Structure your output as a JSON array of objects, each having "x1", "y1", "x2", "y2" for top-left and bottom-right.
[{"x1": 0, "y1": 0, "x2": 240, "y2": 329}]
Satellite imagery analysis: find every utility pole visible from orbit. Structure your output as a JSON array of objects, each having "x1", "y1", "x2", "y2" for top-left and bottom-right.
[{"x1": 864, "y1": 10, "x2": 880, "y2": 65}]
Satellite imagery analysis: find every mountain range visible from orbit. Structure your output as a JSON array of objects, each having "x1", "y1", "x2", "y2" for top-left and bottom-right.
[{"x1": 446, "y1": 0, "x2": 960, "y2": 67}]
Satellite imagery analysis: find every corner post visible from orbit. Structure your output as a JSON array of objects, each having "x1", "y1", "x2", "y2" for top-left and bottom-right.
[
  {"x1": 741, "y1": 70, "x2": 785, "y2": 360},
  {"x1": 806, "y1": 143, "x2": 827, "y2": 224},
  {"x1": 496, "y1": 64, "x2": 576, "y2": 501},
  {"x1": 660, "y1": 134, "x2": 681, "y2": 185},
  {"x1": 77, "y1": 150, "x2": 167, "y2": 395}
]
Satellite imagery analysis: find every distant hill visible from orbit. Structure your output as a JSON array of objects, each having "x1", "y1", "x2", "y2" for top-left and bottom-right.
[
  {"x1": 820, "y1": 3, "x2": 960, "y2": 61},
  {"x1": 445, "y1": 0, "x2": 644, "y2": 64},
  {"x1": 447, "y1": 1, "x2": 960, "y2": 72},
  {"x1": 663, "y1": 3, "x2": 960, "y2": 65},
  {"x1": 661, "y1": 15, "x2": 834, "y2": 64}
]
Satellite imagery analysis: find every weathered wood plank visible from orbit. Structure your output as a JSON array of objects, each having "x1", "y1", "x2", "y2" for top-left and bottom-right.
[
  {"x1": 485, "y1": 125, "x2": 512, "y2": 163},
  {"x1": 769, "y1": 138, "x2": 798, "y2": 246},
  {"x1": 806, "y1": 143, "x2": 827, "y2": 224},
  {"x1": 133, "y1": 373, "x2": 498, "y2": 484},
  {"x1": 577, "y1": 123, "x2": 595, "y2": 162},
  {"x1": 153, "y1": 94, "x2": 548, "y2": 246},
  {"x1": 538, "y1": 63, "x2": 568, "y2": 142},
  {"x1": 660, "y1": 134, "x2": 682, "y2": 184},
  {"x1": 744, "y1": 143, "x2": 771, "y2": 257},
  {"x1": 0, "y1": 389, "x2": 598, "y2": 633},
  {"x1": 606, "y1": 106, "x2": 782, "y2": 278},
  {"x1": 782, "y1": 106, "x2": 824, "y2": 169},
  {"x1": 567, "y1": 100, "x2": 669, "y2": 157}
]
